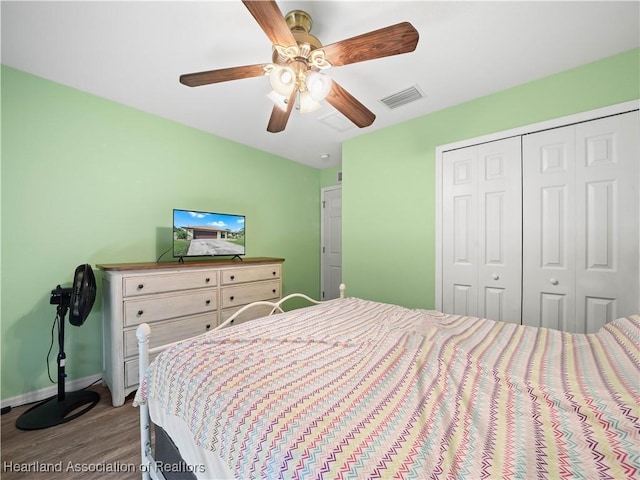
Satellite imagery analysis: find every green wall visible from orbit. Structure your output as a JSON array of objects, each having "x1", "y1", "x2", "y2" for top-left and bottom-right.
[
  {"x1": 3, "y1": 47, "x2": 639, "y2": 402},
  {"x1": 320, "y1": 165, "x2": 341, "y2": 188},
  {"x1": 1, "y1": 66, "x2": 321, "y2": 400},
  {"x1": 342, "y1": 48, "x2": 640, "y2": 308}
]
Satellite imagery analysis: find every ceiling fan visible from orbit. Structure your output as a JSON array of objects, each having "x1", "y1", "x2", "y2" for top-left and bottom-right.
[{"x1": 179, "y1": 0, "x2": 419, "y2": 133}]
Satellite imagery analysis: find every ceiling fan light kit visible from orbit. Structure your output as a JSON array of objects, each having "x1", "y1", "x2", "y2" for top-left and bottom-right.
[
  {"x1": 298, "y1": 90, "x2": 322, "y2": 113},
  {"x1": 305, "y1": 70, "x2": 333, "y2": 102},
  {"x1": 179, "y1": 0, "x2": 419, "y2": 133},
  {"x1": 267, "y1": 90, "x2": 289, "y2": 112},
  {"x1": 268, "y1": 64, "x2": 296, "y2": 96}
]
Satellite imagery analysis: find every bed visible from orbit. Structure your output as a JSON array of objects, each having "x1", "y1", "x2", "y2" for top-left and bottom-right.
[{"x1": 133, "y1": 287, "x2": 639, "y2": 480}]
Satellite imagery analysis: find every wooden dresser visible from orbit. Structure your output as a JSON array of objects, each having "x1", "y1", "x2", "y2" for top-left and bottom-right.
[{"x1": 97, "y1": 257, "x2": 284, "y2": 407}]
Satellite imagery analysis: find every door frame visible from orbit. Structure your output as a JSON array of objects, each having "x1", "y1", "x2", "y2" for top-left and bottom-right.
[
  {"x1": 321, "y1": 184, "x2": 342, "y2": 300},
  {"x1": 434, "y1": 100, "x2": 639, "y2": 311}
]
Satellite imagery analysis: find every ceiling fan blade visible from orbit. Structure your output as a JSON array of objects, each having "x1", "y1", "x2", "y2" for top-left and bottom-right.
[
  {"x1": 180, "y1": 64, "x2": 267, "y2": 87},
  {"x1": 325, "y1": 82, "x2": 376, "y2": 128},
  {"x1": 242, "y1": 0, "x2": 297, "y2": 47},
  {"x1": 321, "y1": 22, "x2": 419, "y2": 67},
  {"x1": 267, "y1": 90, "x2": 297, "y2": 133}
]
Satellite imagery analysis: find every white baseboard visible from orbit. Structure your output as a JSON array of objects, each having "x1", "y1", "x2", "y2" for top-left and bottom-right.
[{"x1": 1, "y1": 374, "x2": 103, "y2": 410}]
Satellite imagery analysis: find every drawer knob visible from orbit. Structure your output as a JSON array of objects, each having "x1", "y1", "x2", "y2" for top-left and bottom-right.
[
  {"x1": 205, "y1": 299, "x2": 211, "y2": 306},
  {"x1": 137, "y1": 310, "x2": 144, "y2": 316},
  {"x1": 273, "y1": 289, "x2": 276, "y2": 294},
  {"x1": 205, "y1": 277, "x2": 210, "y2": 283},
  {"x1": 272, "y1": 271, "x2": 276, "y2": 276},
  {"x1": 230, "y1": 296, "x2": 234, "y2": 301},
  {"x1": 206, "y1": 324, "x2": 211, "y2": 330},
  {"x1": 137, "y1": 284, "x2": 144, "y2": 290},
  {"x1": 230, "y1": 275, "x2": 235, "y2": 280}
]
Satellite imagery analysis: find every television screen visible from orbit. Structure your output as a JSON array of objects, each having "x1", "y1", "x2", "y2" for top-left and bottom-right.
[{"x1": 173, "y1": 209, "x2": 245, "y2": 258}]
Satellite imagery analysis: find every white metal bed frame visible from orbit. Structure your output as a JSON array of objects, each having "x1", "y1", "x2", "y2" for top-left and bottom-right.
[{"x1": 135, "y1": 284, "x2": 345, "y2": 480}]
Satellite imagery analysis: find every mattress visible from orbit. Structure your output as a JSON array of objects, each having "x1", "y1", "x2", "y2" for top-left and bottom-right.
[{"x1": 135, "y1": 297, "x2": 639, "y2": 479}]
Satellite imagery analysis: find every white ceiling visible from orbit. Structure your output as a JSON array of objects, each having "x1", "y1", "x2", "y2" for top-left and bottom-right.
[{"x1": 2, "y1": 1, "x2": 639, "y2": 168}]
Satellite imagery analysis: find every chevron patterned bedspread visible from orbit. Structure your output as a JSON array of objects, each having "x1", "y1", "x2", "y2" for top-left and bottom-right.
[{"x1": 135, "y1": 297, "x2": 639, "y2": 479}]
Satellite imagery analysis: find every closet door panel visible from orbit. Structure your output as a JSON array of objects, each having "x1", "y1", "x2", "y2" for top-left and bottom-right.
[
  {"x1": 574, "y1": 112, "x2": 639, "y2": 331},
  {"x1": 442, "y1": 137, "x2": 521, "y2": 321},
  {"x1": 442, "y1": 148, "x2": 478, "y2": 316},
  {"x1": 477, "y1": 137, "x2": 522, "y2": 323},
  {"x1": 522, "y1": 127, "x2": 576, "y2": 330}
]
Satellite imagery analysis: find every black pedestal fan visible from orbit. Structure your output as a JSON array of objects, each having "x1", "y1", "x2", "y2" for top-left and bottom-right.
[{"x1": 16, "y1": 264, "x2": 100, "y2": 430}]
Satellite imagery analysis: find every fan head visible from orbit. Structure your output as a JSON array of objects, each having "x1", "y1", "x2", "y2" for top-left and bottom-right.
[{"x1": 69, "y1": 264, "x2": 96, "y2": 326}]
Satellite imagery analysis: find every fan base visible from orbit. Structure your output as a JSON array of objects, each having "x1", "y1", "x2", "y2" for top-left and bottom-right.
[
  {"x1": 15, "y1": 389, "x2": 100, "y2": 431},
  {"x1": 285, "y1": 10, "x2": 312, "y2": 33}
]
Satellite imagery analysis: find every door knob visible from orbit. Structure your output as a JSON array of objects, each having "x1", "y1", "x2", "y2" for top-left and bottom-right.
[{"x1": 550, "y1": 278, "x2": 559, "y2": 285}]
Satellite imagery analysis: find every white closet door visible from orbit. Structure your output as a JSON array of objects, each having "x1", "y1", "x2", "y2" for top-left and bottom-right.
[
  {"x1": 523, "y1": 111, "x2": 639, "y2": 332},
  {"x1": 442, "y1": 146, "x2": 479, "y2": 316},
  {"x1": 522, "y1": 127, "x2": 577, "y2": 330},
  {"x1": 574, "y1": 112, "x2": 639, "y2": 332},
  {"x1": 442, "y1": 137, "x2": 522, "y2": 322},
  {"x1": 477, "y1": 139, "x2": 522, "y2": 323}
]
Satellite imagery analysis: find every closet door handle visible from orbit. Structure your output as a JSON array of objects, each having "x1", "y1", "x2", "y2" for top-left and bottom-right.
[{"x1": 550, "y1": 278, "x2": 559, "y2": 285}]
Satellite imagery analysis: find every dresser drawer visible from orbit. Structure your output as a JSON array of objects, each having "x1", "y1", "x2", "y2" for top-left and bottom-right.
[
  {"x1": 221, "y1": 264, "x2": 281, "y2": 285},
  {"x1": 123, "y1": 270, "x2": 217, "y2": 297},
  {"x1": 220, "y1": 304, "x2": 276, "y2": 327},
  {"x1": 123, "y1": 312, "x2": 217, "y2": 358},
  {"x1": 125, "y1": 353, "x2": 159, "y2": 389},
  {"x1": 123, "y1": 289, "x2": 217, "y2": 327},
  {"x1": 221, "y1": 280, "x2": 280, "y2": 309}
]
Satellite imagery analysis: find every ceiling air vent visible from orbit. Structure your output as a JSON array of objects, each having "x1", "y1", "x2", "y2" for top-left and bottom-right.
[
  {"x1": 380, "y1": 85, "x2": 425, "y2": 109},
  {"x1": 318, "y1": 112, "x2": 354, "y2": 132}
]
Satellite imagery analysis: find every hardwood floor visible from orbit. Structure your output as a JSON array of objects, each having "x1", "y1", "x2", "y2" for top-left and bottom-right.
[{"x1": 1, "y1": 384, "x2": 145, "y2": 480}]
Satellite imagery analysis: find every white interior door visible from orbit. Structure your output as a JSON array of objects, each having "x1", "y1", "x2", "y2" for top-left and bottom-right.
[
  {"x1": 522, "y1": 126, "x2": 577, "y2": 330},
  {"x1": 574, "y1": 112, "x2": 639, "y2": 331},
  {"x1": 321, "y1": 186, "x2": 342, "y2": 300},
  {"x1": 437, "y1": 102, "x2": 639, "y2": 332},
  {"x1": 442, "y1": 146, "x2": 479, "y2": 316},
  {"x1": 442, "y1": 137, "x2": 522, "y2": 322},
  {"x1": 477, "y1": 138, "x2": 522, "y2": 323},
  {"x1": 523, "y1": 111, "x2": 639, "y2": 332}
]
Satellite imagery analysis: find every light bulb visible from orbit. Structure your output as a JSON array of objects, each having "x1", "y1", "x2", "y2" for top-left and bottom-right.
[
  {"x1": 305, "y1": 71, "x2": 332, "y2": 101},
  {"x1": 298, "y1": 90, "x2": 321, "y2": 113},
  {"x1": 269, "y1": 65, "x2": 296, "y2": 96},
  {"x1": 267, "y1": 90, "x2": 289, "y2": 112}
]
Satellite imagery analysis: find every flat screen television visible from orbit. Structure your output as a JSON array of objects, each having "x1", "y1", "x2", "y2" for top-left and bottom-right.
[{"x1": 173, "y1": 209, "x2": 245, "y2": 259}]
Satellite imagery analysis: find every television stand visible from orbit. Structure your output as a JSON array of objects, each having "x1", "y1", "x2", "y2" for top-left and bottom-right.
[
  {"x1": 230, "y1": 255, "x2": 243, "y2": 261},
  {"x1": 177, "y1": 257, "x2": 185, "y2": 264}
]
